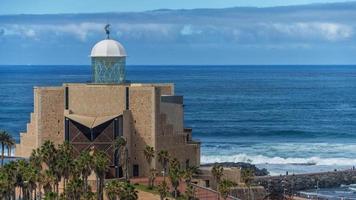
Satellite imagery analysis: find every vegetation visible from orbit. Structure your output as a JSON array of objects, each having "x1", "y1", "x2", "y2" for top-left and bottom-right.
[
  {"x1": 0, "y1": 137, "x2": 139, "y2": 200},
  {"x1": 0, "y1": 130, "x2": 15, "y2": 166},
  {"x1": 183, "y1": 166, "x2": 199, "y2": 200},
  {"x1": 105, "y1": 180, "x2": 138, "y2": 200},
  {"x1": 157, "y1": 181, "x2": 169, "y2": 200},
  {"x1": 211, "y1": 164, "x2": 224, "y2": 190},
  {"x1": 241, "y1": 168, "x2": 254, "y2": 187},
  {"x1": 241, "y1": 168, "x2": 255, "y2": 200},
  {"x1": 157, "y1": 150, "x2": 170, "y2": 179},
  {"x1": 168, "y1": 158, "x2": 182, "y2": 198},
  {"x1": 218, "y1": 179, "x2": 237, "y2": 200},
  {"x1": 114, "y1": 137, "x2": 128, "y2": 181},
  {"x1": 143, "y1": 145, "x2": 156, "y2": 189}
]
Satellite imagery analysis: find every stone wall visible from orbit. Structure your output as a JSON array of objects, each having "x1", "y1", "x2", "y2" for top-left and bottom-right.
[
  {"x1": 129, "y1": 86, "x2": 157, "y2": 177},
  {"x1": 254, "y1": 170, "x2": 356, "y2": 195},
  {"x1": 66, "y1": 84, "x2": 126, "y2": 116}
]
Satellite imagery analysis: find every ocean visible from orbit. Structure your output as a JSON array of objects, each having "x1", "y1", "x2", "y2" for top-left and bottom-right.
[{"x1": 1, "y1": 65, "x2": 356, "y2": 176}]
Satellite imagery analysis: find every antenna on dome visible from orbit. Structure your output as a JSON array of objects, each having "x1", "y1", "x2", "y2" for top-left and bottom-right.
[{"x1": 105, "y1": 24, "x2": 110, "y2": 39}]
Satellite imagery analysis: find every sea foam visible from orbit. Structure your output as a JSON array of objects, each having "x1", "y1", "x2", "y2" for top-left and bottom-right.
[{"x1": 201, "y1": 153, "x2": 356, "y2": 166}]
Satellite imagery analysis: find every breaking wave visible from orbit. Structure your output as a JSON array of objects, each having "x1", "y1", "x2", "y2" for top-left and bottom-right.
[{"x1": 201, "y1": 153, "x2": 356, "y2": 166}]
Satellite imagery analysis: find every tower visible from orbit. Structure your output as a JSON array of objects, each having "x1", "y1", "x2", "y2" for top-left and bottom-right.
[{"x1": 90, "y1": 25, "x2": 127, "y2": 84}]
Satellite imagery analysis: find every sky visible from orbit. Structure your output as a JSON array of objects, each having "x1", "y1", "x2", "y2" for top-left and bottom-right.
[
  {"x1": 1, "y1": 1, "x2": 356, "y2": 65},
  {"x1": 0, "y1": 0, "x2": 355, "y2": 14}
]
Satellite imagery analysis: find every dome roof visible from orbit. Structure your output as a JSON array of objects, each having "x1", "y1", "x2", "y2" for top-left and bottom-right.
[{"x1": 90, "y1": 39, "x2": 127, "y2": 57}]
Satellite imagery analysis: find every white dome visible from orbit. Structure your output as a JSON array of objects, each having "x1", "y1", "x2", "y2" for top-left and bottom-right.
[{"x1": 90, "y1": 39, "x2": 127, "y2": 57}]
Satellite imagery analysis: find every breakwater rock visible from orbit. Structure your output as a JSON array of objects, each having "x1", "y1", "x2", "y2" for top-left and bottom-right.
[
  {"x1": 201, "y1": 162, "x2": 269, "y2": 176},
  {"x1": 253, "y1": 169, "x2": 356, "y2": 195}
]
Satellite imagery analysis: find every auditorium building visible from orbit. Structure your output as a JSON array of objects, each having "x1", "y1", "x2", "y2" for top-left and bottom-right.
[{"x1": 15, "y1": 29, "x2": 201, "y2": 178}]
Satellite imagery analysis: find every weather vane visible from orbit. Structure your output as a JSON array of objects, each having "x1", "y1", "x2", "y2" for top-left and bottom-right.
[{"x1": 105, "y1": 24, "x2": 110, "y2": 39}]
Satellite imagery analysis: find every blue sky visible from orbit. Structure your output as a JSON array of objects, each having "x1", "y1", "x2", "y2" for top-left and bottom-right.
[
  {"x1": 0, "y1": 0, "x2": 355, "y2": 14},
  {"x1": 1, "y1": 1, "x2": 356, "y2": 65}
]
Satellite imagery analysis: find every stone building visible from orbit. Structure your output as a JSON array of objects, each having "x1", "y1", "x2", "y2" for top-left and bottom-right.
[{"x1": 15, "y1": 30, "x2": 200, "y2": 178}]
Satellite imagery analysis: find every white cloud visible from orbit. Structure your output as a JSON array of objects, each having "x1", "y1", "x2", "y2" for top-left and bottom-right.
[
  {"x1": 180, "y1": 25, "x2": 202, "y2": 36},
  {"x1": 271, "y1": 22, "x2": 353, "y2": 41},
  {"x1": 1, "y1": 22, "x2": 105, "y2": 41}
]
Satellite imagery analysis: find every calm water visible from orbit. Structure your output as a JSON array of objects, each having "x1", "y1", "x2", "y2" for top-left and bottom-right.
[{"x1": 1, "y1": 65, "x2": 356, "y2": 176}]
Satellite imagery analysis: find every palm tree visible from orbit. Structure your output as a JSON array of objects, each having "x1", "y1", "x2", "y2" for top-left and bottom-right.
[
  {"x1": 0, "y1": 169, "x2": 9, "y2": 199},
  {"x1": 169, "y1": 158, "x2": 182, "y2": 198},
  {"x1": 22, "y1": 164, "x2": 38, "y2": 200},
  {"x1": 39, "y1": 140, "x2": 57, "y2": 170},
  {"x1": 92, "y1": 150, "x2": 109, "y2": 200},
  {"x1": 75, "y1": 150, "x2": 92, "y2": 194},
  {"x1": 30, "y1": 149, "x2": 43, "y2": 199},
  {"x1": 157, "y1": 180, "x2": 169, "y2": 200},
  {"x1": 3, "y1": 161, "x2": 17, "y2": 199},
  {"x1": 114, "y1": 137, "x2": 128, "y2": 180},
  {"x1": 143, "y1": 145, "x2": 155, "y2": 188},
  {"x1": 119, "y1": 182, "x2": 138, "y2": 200},
  {"x1": 0, "y1": 130, "x2": 11, "y2": 166},
  {"x1": 57, "y1": 142, "x2": 74, "y2": 193},
  {"x1": 65, "y1": 177, "x2": 84, "y2": 200},
  {"x1": 42, "y1": 169, "x2": 56, "y2": 195},
  {"x1": 211, "y1": 164, "x2": 224, "y2": 189},
  {"x1": 218, "y1": 179, "x2": 237, "y2": 200},
  {"x1": 39, "y1": 141, "x2": 60, "y2": 195},
  {"x1": 183, "y1": 166, "x2": 199, "y2": 199},
  {"x1": 5, "y1": 135, "x2": 15, "y2": 159},
  {"x1": 157, "y1": 150, "x2": 170, "y2": 179},
  {"x1": 43, "y1": 192, "x2": 58, "y2": 200},
  {"x1": 241, "y1": 168, "x2": 254, "y2": 200},
  {"x1": 105, "y1": 179, "x2": 123, "y2": 200}
]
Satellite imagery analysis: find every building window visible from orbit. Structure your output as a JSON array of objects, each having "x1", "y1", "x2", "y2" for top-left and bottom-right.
[
  {"x1": 205, "y1": 180, "x2": 210, "y2": 188},
  {"x1": 126, "y1": 87, "x2": 130, "y2": 110},
  {"x1": 65, "y1": 87, "x2": 69, "y2": 109},
  {"x1": 185, "y1": 159, "x2": 190, "y2": 169},
  {"x1": 133, "y1": 165, "x2": 139, "y2": 177}
]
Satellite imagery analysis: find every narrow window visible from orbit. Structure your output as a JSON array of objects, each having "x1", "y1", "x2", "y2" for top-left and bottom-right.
[
  {"x1": 205, "y1": 180, "x2": 210, "y2": 187},
  {"x1": 133, "y1": 164, "x2": 139, "y2": 177},
  {"x1": 126, "y1": 87, "x2": 129, "y2": 110},
  {"x1": 65, "y1": 87, "x2": 69, "y2": 109}
]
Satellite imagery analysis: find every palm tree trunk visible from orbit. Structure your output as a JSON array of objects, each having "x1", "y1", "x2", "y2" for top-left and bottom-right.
[
  {"x1": 7, "y1": 145, "x2": 11, "y2": 157},
  {"x1": 38, "y1": 184, "x2": 42, "y2": 200},
  {"x1": 12, "y1": 188, "x2": 16, "y2": 200},
  {"x1": 1, "y1": 142, "x2": 4, "y2": 166},
  {"x1": 125, "y1": 147, "x2": 129, "y2": 181},
  {"x1": 99, "y1": 177, "x2": 104, "y2": 200},
  {"x1": 96, "y1": 176, "x2": 100, "y2": 200},
  {"x1": 63, "y1": 178, "x2": 66, "y2": 196},
  {"x1": 84, "y1": 176, "x2": 88, "y2": 194}
]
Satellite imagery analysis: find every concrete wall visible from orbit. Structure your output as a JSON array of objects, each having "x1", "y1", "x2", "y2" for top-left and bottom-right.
[
  {"x1": 129, "y1": 86, "x2": 157, "y2": 177},
  {"x1": 37, "y1": 87, "x2": 65, "y2": 145},
  {"x1": 16, "y1": 87, "x2": 64, "y2": 157},
  {"x1": 197, "y1": 167, "x2": 242, "y2": 190},
  {"x1": 160, "y1": 102, "x2": 184, "y2": 134},
  {"x1": 66, "y1": 84, "x2": 126, "y2": 116}
]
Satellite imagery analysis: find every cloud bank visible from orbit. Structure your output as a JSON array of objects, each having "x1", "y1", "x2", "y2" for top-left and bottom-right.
[{"x1": 1, "y1": 2, "x2": 356, "y2": 65}]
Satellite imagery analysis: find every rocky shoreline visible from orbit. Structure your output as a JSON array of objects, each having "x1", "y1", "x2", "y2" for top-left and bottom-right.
[{"x1": 201, "y1": 162, "x2": 269, "y2": 176}]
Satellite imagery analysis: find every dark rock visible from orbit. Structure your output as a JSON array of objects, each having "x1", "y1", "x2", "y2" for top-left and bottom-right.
[{"x1": 201, "y1": 162, "x2": 269, "y2": 176}]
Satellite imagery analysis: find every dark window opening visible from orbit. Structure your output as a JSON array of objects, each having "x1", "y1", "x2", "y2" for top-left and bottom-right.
[
  {"x1": 133, "y1": 164, "x2": 139, "y2": 177},
  {"x1": 205, "y1": 180, "x2": 210, "y2": 188},
  {"x1": 185, "y1": 159, "x2": 190, "y2": 169},
  {"x1": 65, "y1": 87, "x2": 69, "y2": 109},
  {"x1": 126, "y1": 87, "x2": 129, "y2": 110}
]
